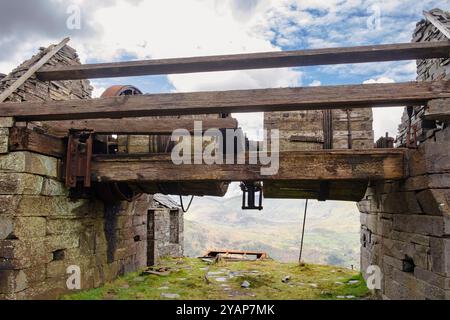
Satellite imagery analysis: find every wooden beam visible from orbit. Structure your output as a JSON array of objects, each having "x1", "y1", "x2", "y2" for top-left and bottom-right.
[
  {"x1": 2, "y1": 81, "x2": 450, "y2": 121},
  {"x1": 43, "y1": 117, "x2": 238, "y2": 137},
  {"x1": 36, "y1": 41, "x2": 450, "y2": 81},
  {"x1": 8, "y1": 127, "x2": 65, "y2": 157},
  {"x1": 424, "y1": 98, "x2": 450, "y2": 122},
  {"x1": 0, "y1": 38, "x2": 70, "y2": 102},
  {"x1": 91, "y1": 149, "x2": 406, "y2": 182},
  {"x1": 263, "y1": 180, "x2": 369, "y2": 202},
  {"x1": 423, "y1": 11, "x2": 450, "y2": 40}
]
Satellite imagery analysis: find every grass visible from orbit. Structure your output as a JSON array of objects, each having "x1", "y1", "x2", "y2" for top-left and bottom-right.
[{"x1": 63, "y1": 257, "x2": 372, "y2": 300}]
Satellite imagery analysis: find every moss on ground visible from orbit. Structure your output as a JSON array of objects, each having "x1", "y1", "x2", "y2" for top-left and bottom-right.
[{"x1": 63, "y1": 257, "x2": 372, "y2": 300}]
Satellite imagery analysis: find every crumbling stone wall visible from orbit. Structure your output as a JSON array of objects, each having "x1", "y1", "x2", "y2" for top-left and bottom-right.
[
  {"x1": 358, "y1": 9, "x2": 450, "y2": 300},
  {"x1": 0, "y1": 45, "x2": 158, "y2": 299}
]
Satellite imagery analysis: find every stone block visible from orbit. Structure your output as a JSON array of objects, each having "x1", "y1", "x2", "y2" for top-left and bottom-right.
[
  {"x1": 413, "y1": 127, "x2": 450, "y2": 175},
  {"x1": 1, "y1": 265, "x2": 47, "y2": 294},
  {"x1": 0, "y1": 270, "x2": 28, "y2": 294},
  {"x1": 381, "y1": 192, "x2": 423, "y2": 214},
  {"x1": 0, "y1": 131, "x2": 8, "y2": 154},
  {"x1": 382, "y1": 238, "x2": 429, "y2": 270},
  {"x1": 10, "y1": 217, "x2": 46, "y2": 239},
  {"x1": 378, "y1": 218, "x2": 393, "y2": 238},
  {"x1": 383, "y1": 254, "x2": 403, "y2": 270},
  {"x1": 46, "y1": 261, "x2": 68, "y2": 279},
  {"x1": 389, "y1": 268, "x2": 427, "y2": 299},
  {"x1": 0, "y1": 151, "x2": 58, "y2": 177},
  {"x1": 403, "y1": 174, "x2": 450, "y2": 191},
  {"x1": 14, "y1": 196, "x2": 96, "y2": 217},
  {"x1": 429, "y1": 237, "x2": 450, "y2": 276},
  {"x1": 0, "y1": 172, "x2": 43, "y2": 195},
  {"x1": 357, "y1": 199, "x2": 370, "y2": 213},
  {"x1": 393, "y1": 214, "x2": 444, "y2": 237},
  {"x1": 46, "y1": 218, "x2": 87, "y2": 235},
  {"x1": 391, "y1": 230, "x2": 430, "y2": 246},
  {"x1": 47, "y1": 257, "x2": 92, "y2": 280},
  {"x1": 12, "y1": 276, "x2": 68, "y2": 300},
  {"x1": 41, "y1": 178, "x2": 69, "y2": 196},
  {"x1": 45, "y1": 234, "x2": 80, "y2": 252},
  {"x1": 0, "y1": 239, "x2": 52, "y2": 269},
  {"x1": 417, "y1": 189, "x2": 450, "y2": 216},
  {"x1": 0, "y1": 195, "x2": 21, "y2": 215},
  {"x1": 414, "y1": 267, "x2": 450, "y2": 290},
  {"x1": 0, "y1": 118, "x2": 14, "y2": 128},
  {"x1": 0, "y1": 216, "x2": 14, "y2": 240}
]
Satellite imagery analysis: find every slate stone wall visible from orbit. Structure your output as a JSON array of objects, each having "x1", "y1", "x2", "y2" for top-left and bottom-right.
[
  {"x1": 358, "y1": 8, "x2": 450, "y2": 300},
  {"x1": 0, "y1": 44, "x2": 164, "y2": 299}
]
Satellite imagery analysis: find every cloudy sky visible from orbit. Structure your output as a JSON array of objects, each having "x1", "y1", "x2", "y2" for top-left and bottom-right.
[{"x1": 0, "y1": 0, "x2": 448, "y2": 140}]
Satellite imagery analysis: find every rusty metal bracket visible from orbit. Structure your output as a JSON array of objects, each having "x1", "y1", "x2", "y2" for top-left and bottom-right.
[{"x1": 65, "y1": 130, "x2": 93, "y2": 188}]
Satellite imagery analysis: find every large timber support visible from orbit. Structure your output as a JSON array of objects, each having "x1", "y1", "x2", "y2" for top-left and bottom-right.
[
  {"x1": 90, "y1": 149, "x2": 406, "y2": 183},
  {"x1": 1, "y1": 81, "x2": 450, "y2": 121}
]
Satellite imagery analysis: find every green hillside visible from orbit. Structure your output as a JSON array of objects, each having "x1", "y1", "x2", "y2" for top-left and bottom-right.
[{"x1": 184, "y1": 194, "x2": 361, "y2": 269}]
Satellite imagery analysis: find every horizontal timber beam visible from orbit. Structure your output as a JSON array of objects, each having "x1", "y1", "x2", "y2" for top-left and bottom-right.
[
  {"x1": 8, "y1": 127, "x2": 65, "y2": 157},
  {"x1": 36, "y1": 41, "x2": 450, "y2": 80},
  {"x1": 43, "y1": 117, "x2": 238, "y2": 137},
  {"x1": 91, "y1": 149, "x2": 407, "y2": 182},
  {"x1": 2, "y1": 81, "x2": 450, "y2": 121}
]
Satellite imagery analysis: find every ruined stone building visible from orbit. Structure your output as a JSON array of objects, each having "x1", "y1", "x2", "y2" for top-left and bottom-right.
[
  {"x1": 0, "y1": 46, "x2": 184, "y2": 299},
  {"x1": 0, "y1": 8, "x2": 449, "y2": 300}
]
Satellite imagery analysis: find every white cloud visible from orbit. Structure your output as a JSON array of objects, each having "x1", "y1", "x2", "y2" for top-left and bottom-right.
[
  {"x1": 309, "y1": 80, "x2": 321, "y2": 86},
  {"x1": 91, "y1": 84, "x2": 107, "y2": 98},
  {"x1": 363, "y1": 77, "x2": 404, "y2": 139},
  {"x1": 73, "y1": 0, "x2": 302, "y2": 139},
  {"x1": 1, "y1": 0, "x2": 441, "y2": 142}
]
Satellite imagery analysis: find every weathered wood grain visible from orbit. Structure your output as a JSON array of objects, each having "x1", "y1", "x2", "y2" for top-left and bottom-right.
[
  {"x1": 2, "y1": 81, "x2": 450, "y2": 121},
  {"x1": 8, "y1": 127, "x2": 65, "y2": 157},
  {"x1": 36, "y1": 41, "x2": 450, "y2": 80},
  {"x1": 91, "y1": 149, "x2": 407, "y2": 182},
  {"x1": 43, "y1": 117, "x2": 238, "y2": 136}
]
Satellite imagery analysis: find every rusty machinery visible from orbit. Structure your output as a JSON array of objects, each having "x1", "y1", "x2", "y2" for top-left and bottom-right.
[{"x1": 65, "y1": 85, "x2": 235, "y2": 203}]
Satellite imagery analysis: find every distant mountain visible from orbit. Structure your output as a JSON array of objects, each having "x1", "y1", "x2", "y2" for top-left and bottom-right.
[{"x1": 183, "y1": 194, "x2": 361, "y2": 269}]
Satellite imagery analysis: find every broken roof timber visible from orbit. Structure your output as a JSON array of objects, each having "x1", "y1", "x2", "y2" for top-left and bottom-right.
[
  {"x1": 423, "y1": 10, "x2": 450, "y2": 40},
  {"x1": 36, "y1": 41, "x2": 450, "y2": 81},
  {"x1": 2, "y1": 81, "x2": 450, "y2": 121},
  {"x1": 91, "y1": 149, "x2": 407, "y2": 182}
]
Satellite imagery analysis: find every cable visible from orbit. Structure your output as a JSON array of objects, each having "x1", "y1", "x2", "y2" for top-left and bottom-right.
[
  {"x1": 179, "y1": 194, "x2": 194, "y2": 213},
  {"x1": 298, "y1": 199, "x2": 308, "y2": 264}
]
